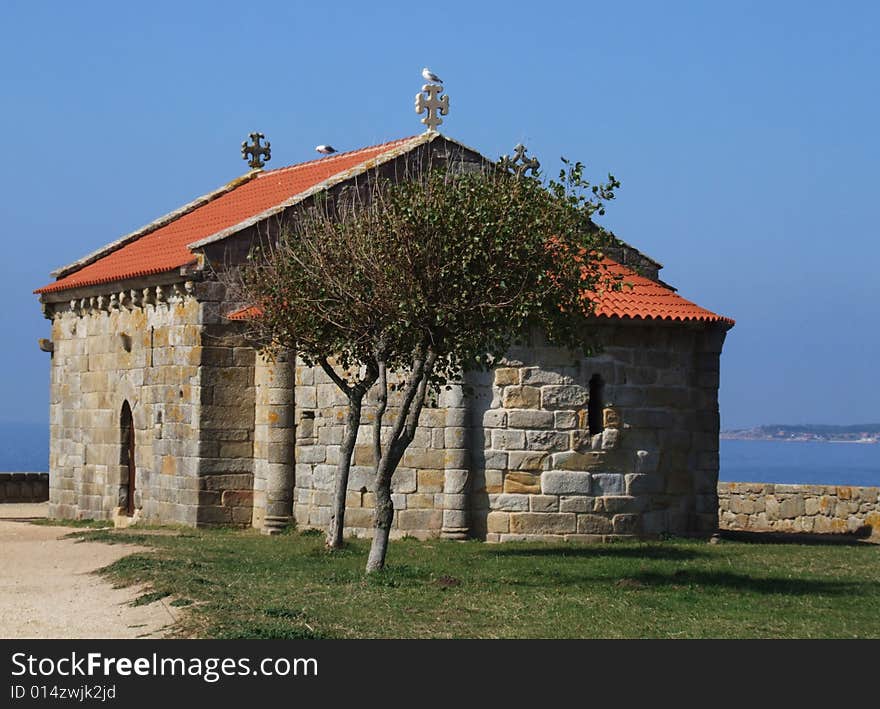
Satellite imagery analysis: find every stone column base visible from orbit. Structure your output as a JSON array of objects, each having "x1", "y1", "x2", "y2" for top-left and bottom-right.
[
  {"x1": 262, "y1": 515, "x2": 292, "y2": 535},
  {"x1": 440, "y1": 527, "x2": 469, "y2": 540}
]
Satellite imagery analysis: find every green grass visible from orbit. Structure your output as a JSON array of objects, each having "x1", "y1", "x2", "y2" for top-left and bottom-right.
[
  {"x1": 69, "y1": 526, "x2": 880, "y2": 638},
  {"x1": 32, "y1": 517, "x2": 114, "y2": 529}
]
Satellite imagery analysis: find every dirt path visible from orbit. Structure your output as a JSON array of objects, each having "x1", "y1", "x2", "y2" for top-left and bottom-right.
[{"x1": 0, "y1": 503, "x2": 180, "y2": 639}]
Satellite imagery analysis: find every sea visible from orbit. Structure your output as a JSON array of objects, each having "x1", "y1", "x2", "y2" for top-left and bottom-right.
[{"x1": 1, "y1": 423, "x2": 879, "y2": 487}]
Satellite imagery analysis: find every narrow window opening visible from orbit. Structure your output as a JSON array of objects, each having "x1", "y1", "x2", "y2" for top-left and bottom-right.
[
  {"x1": 120, "y1": 401, "x2": 136, "y2": 517},
  {"x1": 588, "y1": 374, "x2": 605, "y2": 435}
]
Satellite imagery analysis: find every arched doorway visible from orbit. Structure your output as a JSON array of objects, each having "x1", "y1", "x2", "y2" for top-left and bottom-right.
[{"x1": 120, "y1": 401, "x2": 135, "y2": 516}]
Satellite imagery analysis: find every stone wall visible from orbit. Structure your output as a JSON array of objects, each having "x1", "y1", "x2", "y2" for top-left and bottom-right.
[
  {"x1": 290, "y1": 320, "x2": 728, "y2": 541},
  {"x1": 718, "y1": 482, "x2": 880, "y2": 537},
  {"x1": 44, "y1": 280, "x2": 254, "y2": 526},
  {"x1": 0, "y1": 473, "x2": 49, "y2": 502},
  {"x1": 291, "y1": 362, "x2": 468, "y2": 540}
]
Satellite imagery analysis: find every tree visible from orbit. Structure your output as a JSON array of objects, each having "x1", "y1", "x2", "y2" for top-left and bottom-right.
[{"x1": 229, "y1": 155, "x2": 622, "y2": 571}]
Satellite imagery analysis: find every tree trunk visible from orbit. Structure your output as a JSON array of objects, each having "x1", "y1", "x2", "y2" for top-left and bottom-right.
[
  {"x1": 365, "y1": 348, "x2": 437, "y2": 573},
  {"x1": 366, "y1": 480, "x2": 394, "y2": 572},
  {"x1": 326, "y1": 395, "x2": 362, "y2": 549}
]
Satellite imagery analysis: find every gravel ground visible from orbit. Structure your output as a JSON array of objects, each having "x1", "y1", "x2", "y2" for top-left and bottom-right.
[{"x1": 0, "y1": 503, "x2": 179, "y2": 639}]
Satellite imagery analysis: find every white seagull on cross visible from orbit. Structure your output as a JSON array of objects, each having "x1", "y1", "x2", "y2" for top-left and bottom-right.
[{"x1": 421, "y1": 67, "x2": 443, "y2": 84}]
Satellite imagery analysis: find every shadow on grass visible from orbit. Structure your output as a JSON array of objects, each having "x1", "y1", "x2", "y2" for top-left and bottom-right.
[
  {"x1": 719, "y1": 529, "x2": 875, "y2": 546},
  {"x1": 621, "y1": 570, "x2": 867, "y2": 596},
  {"x1": 485, "y1": 544, "x2": 706, "y2": 561}
]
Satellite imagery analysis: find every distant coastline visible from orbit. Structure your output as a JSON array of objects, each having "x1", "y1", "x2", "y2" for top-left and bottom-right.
[{"x1": 722, "y1": 423, "x2": 880, "y2": 444}]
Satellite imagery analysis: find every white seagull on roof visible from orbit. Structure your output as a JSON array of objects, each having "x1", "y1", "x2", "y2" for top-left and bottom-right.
[
  {"x1": 421, "y1": 67, "x2": 443, "y2": 84},
  {"x1": 315, "y1": 145, "x2": 337, "y2": 155}
]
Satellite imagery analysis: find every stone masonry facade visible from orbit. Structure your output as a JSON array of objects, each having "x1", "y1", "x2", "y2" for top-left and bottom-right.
[
  {"x1": 36, "y1": 134, "x2": 733, "y2": 539},
  {"x1": 718, "y1": 482, "x2": 880, "y2": 538},
  {"x1": 44, "y1": 281, "x2": 255, "y2": 526},
  {"x1": 293, "y1": 321, "x2": 728, "y2": 541},
  {"x1": 41, "y1": 277, "x2": 728, "y2": 541}
]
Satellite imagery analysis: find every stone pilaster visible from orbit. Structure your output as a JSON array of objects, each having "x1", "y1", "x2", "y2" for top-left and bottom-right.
[
  {"x1": 254, "y1": 350, "x2": 295, "y2": 535},
  {"x1": 441, "y1": 389, "x2": 471, "y2": 539}
]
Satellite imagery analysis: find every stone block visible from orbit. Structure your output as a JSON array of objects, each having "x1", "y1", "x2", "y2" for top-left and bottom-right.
[
  {"x1": 390, "y1": 469, "x2": 417, "y2": 494},
  {"x1": 508, "y1": 409, "x2": 555, "y2": 430},
  {"x1": 541, "y1": 471, "x2": 591, "y2": 495},
  {"x1": 418, "y1": 469, "x2": 446, "y2": 493},
  {"x1": 502, "y1": 386, "x2": 540, "y2": 409},
  {"x1": 443, "y1": 509, "x2": 468, "y2": 529},
  {"x1": 492, "y1": 429, "x2": 526, "y2": 451},
  {"x1": 559, "y1": 496, "x2": 591, "y2": 513},
  {"x1": 345, "y1": 466, "x2": 375, "y2": 492},
  {"x1": 551, "y1": 450, "x2": 601, "y2": 471},
  {"x1": 297, "y1": 445, "x2": 326, "y2": 464},
  {"x1": 593, "y1": 496, "x2": 645, "y2": 514},
  {"x1": 485, "y1": 470, "x2": 503, "y2": 494},
  {"x1": 482, "y1": 410, "x2": 507, "y2": 428},
  {"x1": 396, "y1": 509, "x2": 442, "y2": 531},
  {"x1": 221, "y1": 490, "x2": 253, "y2": 508},
  {"x1": 402, "y1": 448, "x2": 445, "y2": 469},
  {"x1": 625, "y1": 473, "x2": 663, "y2": 495},
  {"x1": 601, "y1": 428, "x2": 620, "y2": 450},
  {"x1": 407, "y1": 493, "x2": 436, "y2": 509},
  {"x1": 540, "y1": 385, "x2": 588, "y2": 409},
  {"x1": 344, "y1": 508, "x2": 375, "y2": 528},
  {"x1": 489, "y1": 493, "x2": 530, "y2": 511},
  {"x1": 483, "y1": 450, "x2": 508, "y2": 470},
  {"x1": 509, "y1": 512, "x2": 576, "y2": 535},
  {"x1": 577, "y1": 514, "x2": 613, "y2": 534},
  {"x1": 493, "y1": 368, "x2": 520, "y2": 386},
  {"x1": 612, "y1": 514, "x2": 641, "y2": 534},
  {"x1": 444, "y1": 427, "x2": 467, "y2": 448},
  {"x1": 444, "y1": 469, "x2": 469, "y2": 494},
  {"x1": 779, "y1": 496, "x2": 805, "y2": 519},
  {"x1": 525, "y1": 430, "x2": 569, "y2": 451},
  {"x1": 504, "y1": 471, "x2": 541, "y2": 494},
  {"x1": 554, "y1": 411, "x2": 578, "y2": 429},
  {"x1": 443, "y1": 449, "x2": 468, "y2": 469},
  {"x1": 487, "y1": 511, "x2": 510, "y2": 533},
  {"x1": 507, "y1": 451, "x2": 548, "y2": 472},
  {"x1": 530, "y1": 495, "x2": 559, "y2": 513},
  {"x1": 442, "y1": 493, "x2": 468, "y2": 510},
  {"x1": 592, "y1": 473, "x2": 625, "y2": 495},
  {"x1": 521, "y1": 367, "x2": 577, "y2": 386}
]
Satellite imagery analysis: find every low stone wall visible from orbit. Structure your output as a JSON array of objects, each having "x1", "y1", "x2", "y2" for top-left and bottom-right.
[
  {"x1": 718, "y1": 482, "x2": 880, "y2": 537},
  {"x1": 0, "y1": 473, "x2": 50, "y2": 503}
]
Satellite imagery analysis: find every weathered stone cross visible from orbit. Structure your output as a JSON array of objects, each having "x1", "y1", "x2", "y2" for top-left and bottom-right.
[
  {"x1": 241, "y1": 132, "x2": 271, "y2": 169},
  {"x1": 498, "y1": 144, "x2": 540, "y2": 178},
  {"x1": 414, "y1": 84, "x2": 449, "y2": 132}
]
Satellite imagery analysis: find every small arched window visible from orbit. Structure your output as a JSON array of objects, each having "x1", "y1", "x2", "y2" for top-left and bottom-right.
[{"x1": 588, "y1": 374, "x2": 604, "y2": 435}]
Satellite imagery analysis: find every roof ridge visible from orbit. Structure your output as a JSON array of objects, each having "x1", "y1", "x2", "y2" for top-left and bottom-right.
[
  {"x1": 185, "y1": 133, "x2": 435, "y2": 251},
  {"x1": 260, "y1": 136, "x2": 420, "y2": 176}
]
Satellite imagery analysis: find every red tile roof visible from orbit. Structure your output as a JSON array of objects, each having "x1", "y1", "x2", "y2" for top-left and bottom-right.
[
  {"x1": 593, "y1": 258, "x2": 733, "y2": 325},
  {"x1": 226, "y1": 258, "x2": 733, "y2": 326},
  {"x1": 36, "y1": 133, "x2": 732, "y2": 327},
  {"x1": 36, "y1": 136, "x2": 420, "y2": 294}
]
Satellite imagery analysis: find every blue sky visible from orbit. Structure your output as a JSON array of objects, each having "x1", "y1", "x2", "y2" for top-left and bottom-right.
[{"x1": 1, "y1": 0, "x2": 877, "y2": 429}]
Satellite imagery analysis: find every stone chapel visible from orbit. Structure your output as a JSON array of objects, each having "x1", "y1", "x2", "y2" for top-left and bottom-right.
[{"x1": 35, "y1": 101, "x2": 734, "y2": 542}]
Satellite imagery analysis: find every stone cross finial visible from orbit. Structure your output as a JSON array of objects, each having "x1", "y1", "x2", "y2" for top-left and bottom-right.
[
  {"x1": 498, "y1": 144, "x2": 541, "y2": 178},
  {"x1": 241, "y1": 132, "x2": 271, "y2": 169},
  {"x1": 415, "y1": 84, "x2": 449, "y2": 132}
]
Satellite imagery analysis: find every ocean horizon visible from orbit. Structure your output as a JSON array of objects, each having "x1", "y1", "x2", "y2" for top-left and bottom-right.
[{"x1": 1, "y1": 423, "x2": 878, "y2": 487}]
